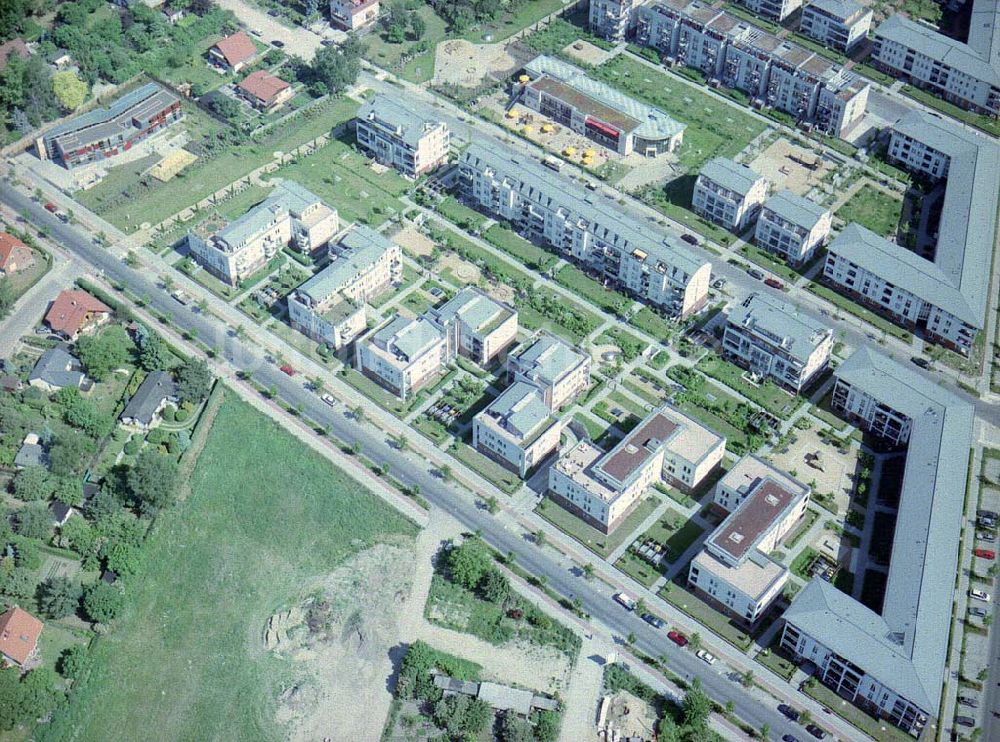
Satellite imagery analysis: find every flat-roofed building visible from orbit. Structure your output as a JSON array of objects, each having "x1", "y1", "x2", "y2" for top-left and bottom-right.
[
  {"x1": 799, "y1": 0, "x2": 872, "y2": 52},
  {"x1": 354, "y1": 315, "x2": 446, "y2": 400},
  {"x1": 425, "y1": 287, "x2": 518, "y2": 367},
  {"x1": 754, "y1": 190, "x2": 831, "y2": 265},
  {"x1": 329, "y1": 0, "x2": 379, "y2": 30},
  {"x1": 722, "y1": 292, "x2": 833, "y2": 393},
  {"x1": 690, "y1": 455, "x2": 809, "y2": 624},
  {"x1": 288, "y1": 225, "x2": 401, "y2": 349},
  {"x1": 693, "y1": 157, "x2": 769, "y2": 232},
  {"x1": 734, "y1": 0, "x2": 800, "y2": 22},
  {"x1": 459, "y1": 142, "x2": 711, "y2": 319},
  {"x1": 548, "y1": 405, "x2": 725, "y2": 532},
  {"x1": 520, "y1": 55, "x2": 686, "y2": 157},
  {"x1": 37, "y1": 83, "x2": 182, "y2": 169},
  {"x1": 355, "y1": 95, "x2": 450, "y2": 178},
  {"x1": 589, "y1": 0, "x2": 640, "y2": 41},
  {"x1": 272, "y1": 180, "x2": 340, "y2": 254},
  {"x1": 508, "y1": 333, "x2": 591, "y2": 410},
  {"x1": 473, "y1": 382, "x2": 564, "y2": 477}
]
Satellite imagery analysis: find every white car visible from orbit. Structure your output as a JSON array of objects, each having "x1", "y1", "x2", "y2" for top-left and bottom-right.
[
  {"x1": 321, "y1": 394, "x2": 336, "y2": 407},
  {"x1": 613, "y1": 592, "x2": 637, "y2": 611},
  {"x1": 696, "y1": 649, "x2": 717, "y2": 665},
  {"x1": 970, "y1": 589, "x2": 991, "y2": 603}
]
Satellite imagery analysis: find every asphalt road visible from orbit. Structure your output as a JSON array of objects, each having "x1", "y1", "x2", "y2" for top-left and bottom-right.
[{"x1": 2, "y1": 186, "x2": 824, "y2": 742}]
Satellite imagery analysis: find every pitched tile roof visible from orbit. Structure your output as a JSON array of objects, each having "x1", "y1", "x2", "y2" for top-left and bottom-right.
[
  {"x1": 213, "y1": 31, "x2": 257, "y2": 67},
  {"x1": 44, "y1": 290, "x2": 112, "y2": 337},
  {"x1": 237, "y1": 70, "x2": 290, "y2": 103},
  {"x1": 0, "y1": 606, "x2": 43, "y2": 666},
  {"x1": 0, "y1": 232, "x2": 32, "y2": 270}
]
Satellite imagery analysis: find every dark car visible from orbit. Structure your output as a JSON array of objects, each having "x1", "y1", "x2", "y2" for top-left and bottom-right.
[
  {"x1": 782, "y1": 736, "x2": 800, "y2": 742},
  {"x1": 267, "y1": 8, "x2": 279, "y2": 15},
  {"x1": 805, "y1": 724, "x2": 827, "y2": 739},
  {"x1": 747, "y1": 267, "x2": 765, "y2": 280},
  {"x1": 956, "y1": 716, "x2": 976, "y2": 727},
  {"x1": 681, "y1": 233, "x2": 698, "y2": 245},
  {"x1": 778, "y1": 704, "x2": 800, "y2": 722},
  {"x1": 271, "y1": 39, "x2": 285, "y2": 48},
  {"x1": 667, "y1": 630, "x2": 688, "y2": 647},
  {"x1": 642, "y1": 613, "x2": 666, "y2": 629},
  {"x1": 910, "y1": 356, "x2": 931, "y2": 369}
]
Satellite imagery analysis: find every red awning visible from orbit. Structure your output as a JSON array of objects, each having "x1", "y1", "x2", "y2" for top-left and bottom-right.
[{"x1": 585, "y1": 117, "x2": 620, "y2": 139}]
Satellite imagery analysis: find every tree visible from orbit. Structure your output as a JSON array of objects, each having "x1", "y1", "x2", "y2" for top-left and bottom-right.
[
  {"x1": 176, "y1": 358, "x2": 211, "y2": 404},
  {"x1": 582, "y1": 563, "x2": 594, "y2": 580},
  {"x1": 12, "y1": 466, "x2": 54, "y2": 501},
  {"x1": 0, "y1": 278, "x2": 14, "y2": 319},
  {"x1": 478, "y1": 568, "x2": 509, "y2": 604},
  {"x1": 38, "y1": 575, "x2": 82, "y2": 619},
  {"x1": 432, "y1": 694, "x2": 492, "y2": 738},
  {"x1": 626, "y1": 631, "x2": 636, "y2": 645},
  {"x1": 57, "y1": 645, "x2": 88, "y2": 681},
  {"x1": 0, "y1": 567, "x2": 36, "y2": 602},
  {"x1": 533, "y1": 709, "x2": 560, "y2": 742},
  {"x1": 102, "y1": 540, "x2": 141, "y2": 577},
  {"x1": 49, "y1": 430, "x2": 95, "y2": 477},
  {"x1": 307, "y1": 34, "x2": 363, "y2": 96},
  {"x1": 207, "y1": 92, "x2": 241, "y2": 121},
  {"x1": 77, "y1": 325, "x2": 133, "y2": 381},
  {"x1": 127, "y1": 449, "x2": 179, "y2": 513},
  {"x1": 15, "y1": 504, "x2": 52, "y2": 541},
  {"x1": 483, "y1": 495, "x2": 499, "y2": 514},
  {"x1": 0, "y1": 667, "x2": 24, "y2": 730},
  {"x1": 138, "y1": 331, "x2": 168, "y2": 371},
  {"x1": 53, "y1": 477, "x2": 84, "y2": 507},
  {"x1": 681, "y1": 677, "x2": 711, "y2": 731},
  {"x1": 689, "y1": 631, "x2": 701, "y2": 651},
  {"x1": 409, "y1": 11, "x2": 426, "y2": 40},
  {"x1": 534, "y1": 529, "x2": 546, "y2": 547},
  {"x1": 83, "y1": 581, "x2": 124, "y2": 623},
  {"x1": 498, "y1": 711, "x2": 534, "y2": 742},
  {"x1": 51, "y1": 70, "x2": 88, "y2": 111},
  {"x1": 446, "y1": 538, "x2": 493, "y2": 590},
  {"x1": 740, "y1": 669, "x2": 754, "y2": 688}
]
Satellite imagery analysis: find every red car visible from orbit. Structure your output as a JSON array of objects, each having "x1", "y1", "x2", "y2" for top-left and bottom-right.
[
  {"x1": 764, "y1": 277, "x2": 784, "y2": 290},
  {"x1": 44, "y1": 202, "x2": 58, "y2": 213},
  {"x1": 279, "y1": 364, "x2": 296, "y2": 376},
  {"x1": 667, "y1": 630, "x2": 688, "y2": 647},
  {"x1": 975, "y1": 548, "x2": 996, "y2": 560}
]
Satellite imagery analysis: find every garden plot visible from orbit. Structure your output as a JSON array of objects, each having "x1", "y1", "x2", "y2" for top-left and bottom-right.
[
  {"x1": 433, "y1": 39, "x2": 520, "y2": 88},
  {"x1": 768, "y1": 426, "x2": 858, "y2": 511},
  {"x1": 748, "y1": 139, "x2": 837, "y2": 197}
]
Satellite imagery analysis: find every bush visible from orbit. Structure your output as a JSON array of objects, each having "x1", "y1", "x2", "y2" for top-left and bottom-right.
[{"x1": 123, "y1": 437, "x2": 141, "y2": 456}]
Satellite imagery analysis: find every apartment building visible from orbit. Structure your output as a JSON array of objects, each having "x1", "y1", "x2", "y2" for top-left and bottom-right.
[
  {"x1": 187, "y1": 181, "x2": 339, "y2": 285},
  {"x1": 689, "y1": 455, "x2": 810, "y2": 624},
  {"x1": 425, "y1": 287, "x2": 518, "y2": 367},
  {"x1": 519, "y1": 55, "x2": 686, "y2": 157},
  {"x1": 734, "y1": 0, "x2": 800, "y2": 22},
  {"x1": 355, "y1": 95, "x2": 450, "y2": 178},
  {"x1": 722, "y1": 292, "x2": 833, "y2": 393},
  {"x1": 634, "y1": 1, "x2": 870, "y2": 137},
  {"x1": 459, "y1": 143, "x2": 711, "y2": 318},
  {"x1": 472, "y1": 382, "x2": 563, "y2": 477},
  {"x1": 287, "y1": 225, "x2": 402, "y2": 349},
  {"x1": 781, "y1": 348, "x2": 974, "y2": 735},
  {"x1": 693, "y1": 158, "x2": 769, "y2": 232},
  {"x1": 329, "y1": 0, "x2": 379, "y2": 30},
  {"x1": 508, "y1": 333, "x2": 591, "y2": 410},
  {"x1": 872, "y1": 0, "x2": 999, "y2": 116},
  {"x1": 548, "y1": 405, "x2": 725, "y2": 533},
  {"x1": 354, "y1": 315, "x2": 446, "y2": 399},
  {"x1": 799, "y1": 0, "x2": 872, "y2": 53},
  {"x1": 37, "y1": 83, "x2": 182, "y2": 169},
  {"x1": 589, "y1": 0, "x2": 639, "y2": 41},
  {"x1": 754, "y1": 190, "x2": 831, "y2": 265}
]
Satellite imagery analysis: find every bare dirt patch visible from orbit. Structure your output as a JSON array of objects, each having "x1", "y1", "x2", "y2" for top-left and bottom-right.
[
  {"x1": 749, "y1": 139, "x2": 836, "y2": 196},
  {"x1": 392, "y1": 224, "x2": 436, "y2": 258},
  {"x1": 433, "y1": 40, "x2": 519, "y2": 88},
  {"x1": 600, "y1": 690, "x2": 658, "y2": 740},
  {"x1": 562, "y1": 39, "x2": 615, "y2": 67},
  {"x1": 436, "y1": 252, "x2": 482, "y2": 285},
  {"x1": 484, "y1": 280, "x2": 516, "y2": 305},
  {"x1": 768, "y1": 427, "x2": 858, "y2": 510}
]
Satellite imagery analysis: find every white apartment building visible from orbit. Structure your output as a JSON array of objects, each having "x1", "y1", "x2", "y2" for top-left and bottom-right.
[
  {"x1": 508, "y1": 333, "x2": 591, "y2": 411},
  {"x1": 689, "y1": 455, "x2": 810, "y2": 624},
  {"x1": 355, "y1": 315, "x2": 446, "y2": 400},
  {"x1": 425, "y1": 287, "x2": 518, "y2": 367},
  {"x1": 722, "y1": 292, "x2": 833, "y2": 393},
  {"x1": 548, "y1": 405, "x2": 726, "y2": 533},
  {"x1": 589, "y1": 0, "x2": 639, "y2": 41},
  {"x1": 355, "y1": 95, "x2": 450, "y2": 178},
  {"x1": 735, "y1": 0, "x2": 800, "y2": 22},
  {"x1": 287, "y1": 225, "x2": 401, "y2": 349},
  {"x1": 799, "y1": 0, "x2": 872, "y2": 52},
  {"x1": 872, "y1": 0, "x2": 999, "y2": 116},
  {"x1": 187, "y1": 181, "x2": 338, "y2": 286},
  {"x1": 329, "y1": 0, "x2": 379, "y2": 30},
  {"x1": 472, "y1": 382, "x2": 564, "y2": 477},
  {"x1": 754, "y1": 190, "x2": 831, "y2": 265},
  {"x1": 692, "y1": 157, "x2": 769, "y2": 232},
  {"x1": 459, "y1": 143, "x2": 711, "y2": 319}
]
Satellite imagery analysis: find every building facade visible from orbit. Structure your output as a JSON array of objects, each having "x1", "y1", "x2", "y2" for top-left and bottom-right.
[
  {"x1": 508, "y1": 333, "x2": 591, "y2": 410},
  {"x1": 754, "y1": 190, "x2": 831, "y2": 265},
  {"x1": 355, "y1": 95, "x2": 450, "y2": 178},
  {"x1": 734, "y1": 0, "x2": 800, "y2": 22},
  {"x1": 799, "y1": 0, "x2": 872, "y2": 52},
  {"x1": 589, "y1": 0, "x2": 639, "y2": 41},
  {"x1": 472, "y1": 382, "x2": 563, "y2": 477},
  {"x1": 329, "y1": 0, "x2": 379, "y2": 30},
  {"x1": 354, "y1": 315, "x2": 446, "y2": 399},
  {"x1": 425, "y1": 287, "x2": 518, "y2": 367},
  {"x1": 693, "y1": 157, "x2": 769, "y2": 232}
]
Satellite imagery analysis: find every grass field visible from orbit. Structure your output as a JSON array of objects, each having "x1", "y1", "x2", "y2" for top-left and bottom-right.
[
  {"x1": 536, "y1": 495, "x2": 660, "y2": 558},
  {"x1": 484, "y1": 224, "x2": 559, "y2": 272},
  {"x1": 554, "y1": 263, "x2": 632, "y2": 316},
  {"x1": 42, "y1": 393, "x2": 417, "y2": 742},
  {"x1": 461, "y1": 0, "x2": 570, "y2": 43},
  {"x1": 364, "y1": 5, "x2": 448, "y2": 83},
  {"x1": 836, "y1": 185, "x2": 903, "y2": 238}
]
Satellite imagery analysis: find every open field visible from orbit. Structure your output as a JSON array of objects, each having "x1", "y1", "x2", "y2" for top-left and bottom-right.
[
  {"x1": 41, "y1": 393, "x2": 417, "y2": 742},
  {"x1": 836, "y1": 184, "x2": 903, "y2": 238}
]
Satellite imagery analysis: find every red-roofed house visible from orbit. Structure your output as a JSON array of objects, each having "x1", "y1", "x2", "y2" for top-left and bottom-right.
[
  {"x1": 0, "y1": 606, "x2": 43, "y2": 668},
  {"x1": 237, "y1": 70, "x2": 294, "y2": 112},
  {"x1": 209, "y1": 31, "x2": 257, "y2": 73},
  {"x1": 44, "y1": 289, "x2": 112, "y2": 340},
  {"x1": 0, "y1": 39, "x2": 30, "y2": 72},
  {"x1": 0, "y1": 232, "x2": 36, "y2": 276}
]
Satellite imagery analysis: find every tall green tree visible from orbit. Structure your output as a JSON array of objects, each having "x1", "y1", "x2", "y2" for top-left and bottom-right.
[
  {"x1": 77, "y1": 325, "x2": 133, "y2": 381},
  {"x1": 175, "y1": 358, "x2": 211, "y2": 404},
  {"x1": 127, "y1": 449, "x2": 179, "y2": 513},
  {"x1": 83, "y1": 580, "x2": 124, "y2": 623},
  {"x1": 38, "y1": 576, "x2": 83, "y2": 619}
]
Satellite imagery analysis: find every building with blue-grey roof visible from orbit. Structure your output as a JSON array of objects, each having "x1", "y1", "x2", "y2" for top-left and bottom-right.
[
  {"x1": 458, "y1": 142, "x2": 711, "y2": 319},
  {"x1": 288, "y1": 225, "x2": 402, "y2": 350},
  {"x1": 693, "y1": 157, "x2": 770, "y2": 232},
  {"x1": 722, "y1": 292, "x2": 833, "y2": 392},
  {"x1": 473, "y1": 382, "x2": 564, "y2": 477},
  {"x1": 425, "y1": 287, "x2": 518, "y2": 367},
  {"x1": 519, "y1": 55, "x2": 686, "y2": 157},
  {"x1": 354, "y1": 314, "x2": 446, "y2": 400},
  {"x1": 780, "y1": 347, "x2": 974, "y2": 735},
  {"x1": 799, "y1": 0, "x2": 872, "y2": 52},
  {"x1": 754, "y1": 190, "x2": 831, "y2": 265},
  {"x1": 508, "y1": 333, "x2": 591, "y2": 410},
  {"x1": 356, "y1": 95, "x2": 450, "y2": 178}
]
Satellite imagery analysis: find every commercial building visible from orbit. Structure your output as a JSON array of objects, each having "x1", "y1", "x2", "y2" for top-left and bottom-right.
[
  {"x1": 355, "y1": 95, "x2": 450, "y2": 178},
  {"x1": 753, "y1": 190, "x2": 831, "y2": 265},
  {"x1": 689, "y1": 455, "x2": 809, "y2": 624},
  {"x1": 508, "y1": 333, "x2": 591, "y2": 410},
  {"x1": 548, "y1": 405, "x2": 725, "y2": 532},
  {"x1": 472, "y1": 381, "x2": 564, "y2": 477},
  {"x1": 44, "y1": 289, "x2": 112, "y2": 340},
  {"x1": 425, "y1": 287, "x2": 518, "y2": 367},
  {"x1": 459, "y1": 142, "x2": 711, "y2": 319},
  {"x1": 734, "y1": 0, "x2": 800, "y2": 22},
  {"x1": 589, "y1": 0, "x2": 640, "y2": 41},
  {"x1": 634, "y1": 1, "x2": 870, "y2": 137},
  {"x1": 693, "y1": 158, "x2": 769, "y2": 232},
  {"x1": 37, "y1": 83, "x2": 182, "y2": 169},
  {"x1": 329, "y1": 0, "x2": 379, "y2": 30},
  {"x1": 519, "y1": 55, "x2": 686, "y2": 157},
  {"x1": 722, "y1": 292, "x2": 833, "y2": 392},
  {"x1": 872, "y1": 0, "x2": 999, "y2": 116},
  {"x1": 287, "y1": 225, "x2": 401, "y2": 349},
  {"x1": 187, "y1": 181, "x2": 339, "y2": 285},
  {"x1": 208, "y1": 31, "x2": 257, "y2": 73},
  {"x1": 354, "y1": 315, "x2": 446, "y2": 400},
  {"x1": 799, "y1": 0, "x2": 872, "y2": 53},
  {"x1": 236, "y1": 70, "x2": 293, "y2": 112},
  {"x1": 780, "y1": 348, "x2": 974, "y2": 735}
]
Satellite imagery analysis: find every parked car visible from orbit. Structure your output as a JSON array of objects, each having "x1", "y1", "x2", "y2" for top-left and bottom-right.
[
  {"x1": 977, "y1": 510, "x2": 998, "y2": 519},
  {"x1": 764, "y1": 277, "x2": 784, "y2": 290},
  {"x1": 778, "y1": 704, "x2": 800, "y2": 722},
  {"x1": 970, "y1": 589, "x2": 991, "y2": 602},
  {"x1": 171, "y1": 290, "x2": 190, "y2": 306},
  {"x1": 956, "y1": 716, "x2": 976, "y2": 728},
  {"x1": 321, "y1": 394, "x2": 336, "y2": 407},
  {"x1": 970, "y1": 606, "x2": 988, "y2": 618},
  {"x1": 747, "y1": 267, "x2": 765, "y2": 280},
  {"x1": 667, "y1": 630, "x2": 688, "y2": 647},
  {"x1": 910, "y1": 356, "x2": 931, "y2": 369},
  {"x1": 695, "y1": 649, "x2": 716, "y2": 665},
  {"x1": 44, "y1": 202, "x2": 58, "y2": 213},
  {"x1": 613, "y1": 592, "x2": 637, "y2": 611},
  {"x1": 958, "y1": 695, "x2": 979, "y2": 708},
  {"x1": 642, "y1": 613, "x2": 666, "y2": 629},
  {"x1": 805, "y1": 724, "x2": 827, "y2": 739},
  {"x1": 979, "y1": 532, "x2": 996, "y2": 542},
  {"x1": 279, "y1": 364, "x2": 296, "y2": 376},
  {"x1": 711, "y1": 278, "x2": 727, "y2": 290},
  {"x1": 974, "y1": 548, "x2": 996, "y2": 559},
  {"x1": 681, "y1": 233, "x2": 698, "y2": 245},
  {"x1": 271, "y1": 39, "x2": 285, "y2": 48},
  {"x1": 782, "y1": 736, "x2": 800, "y2": 742}
]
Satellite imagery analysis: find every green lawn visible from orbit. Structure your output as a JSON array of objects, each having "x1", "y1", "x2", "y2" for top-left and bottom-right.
[
  {"x1": 803, "y1": 681, "x2": 915, "y2": 742},
  {"x1": 900, "y1": 85, "x2": 1000, "y2": 138},
  {"x1": 435, "y1": 196, "x2": 489, "y2": 232},
  {"x1": 632, "y1": 508, "x2": 706, "y2": 564},
  {"x1": 807, "y1": 281, "x2": 912, "y2": 341},
  {"x1": 642, "y1": 176, "x2": 741, "y2": 247},
  {"x1": 484, "y1": 224, "x2": 559, "y2": 272},
  {"x1": 739, "y1": 243, "x2": 804, "y2": 283},
  {"x1": 696, "y1": 354, "x2": 803, "y2": 419},
  {"x1": 41, "y1": 393, "x2": 417, "y2": 742},
  {"x1": 554, "y1": 263, "x2": 632, "y2": 317},
  {"x1": 364, "y1": 4, "x2": 448, "y2": 83},
  {"x1": 450, "y1": 442, "x2": 523, "y2": 494},
  {"x1": 461, "y1": 0, "x2": 571, "y2": 43},
  {"x1": 630, "y1": 306, "x2": 675, "y2": 343},
  {"x1": 615, "y1": 550, "x2": 663, "y2": 588},
  {"x1": 659, "y1": 581, "x2": 753, "y2": 650},
  {"x1": 536, "y1": 494, "x2": 661, "y2": 559},
  {"x1": 836, "y1": 185, "x2": 903, "y2": 238}
]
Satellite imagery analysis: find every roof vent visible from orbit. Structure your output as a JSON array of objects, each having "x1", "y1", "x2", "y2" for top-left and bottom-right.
[
  {"x1": 625, "y1": 444, "x2": 638, "y2": 455},
  {"x1": 888, "y1": 631, "x2": 905, "y2": 646},
  {"x1": 728, "y1": 532, "x2": 744, "y2": 544},
  {"x1": 765, "y1": 494, "x2": 780, "y2": 507}
]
